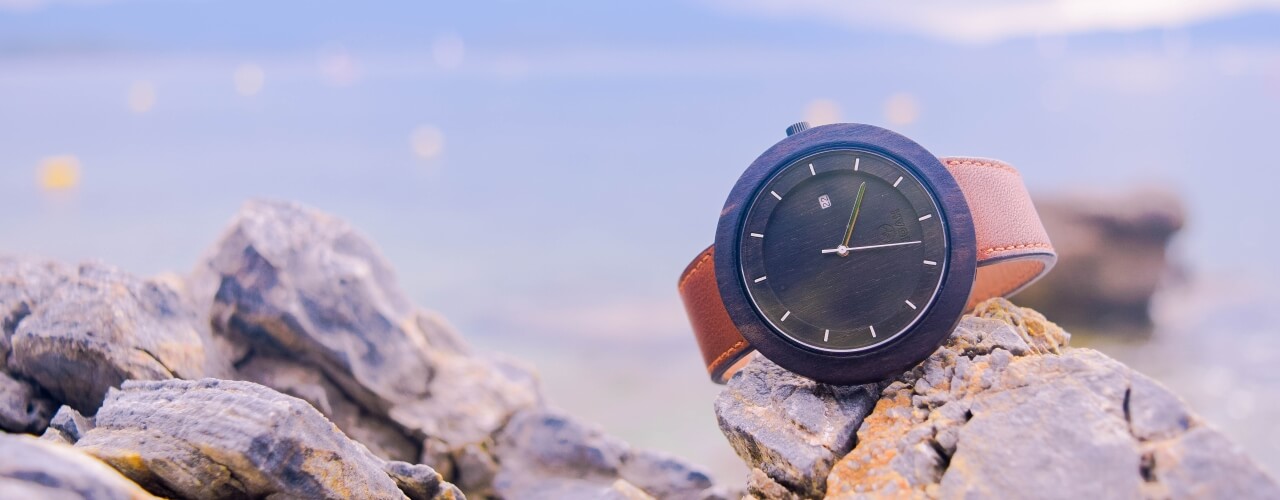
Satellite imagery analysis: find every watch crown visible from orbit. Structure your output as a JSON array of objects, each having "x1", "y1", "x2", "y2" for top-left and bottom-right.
[{"x1": 785, "y1": 121, "x2": 811, "y2": 137}]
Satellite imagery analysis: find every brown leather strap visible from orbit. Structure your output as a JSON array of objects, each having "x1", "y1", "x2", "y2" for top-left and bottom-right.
[
  {"x1": 678, "y1": 156, "x2": 1056, "y2": 383},
  {"x1": 942, "y1": 157, "x2": 1056, "y2": 309},
  {"x1": 678, "y1": 246, "x2": 753, "y2": 383}
]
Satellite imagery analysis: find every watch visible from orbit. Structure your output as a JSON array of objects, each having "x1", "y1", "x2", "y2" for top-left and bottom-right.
[{"x1": 677, "y1": 122, "x2": 1056, "y2": 385}]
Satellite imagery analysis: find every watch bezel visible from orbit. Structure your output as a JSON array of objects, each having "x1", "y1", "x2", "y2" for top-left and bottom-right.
[{"x1": 713, "y1": 123, "x2": 976, "y2": 385}]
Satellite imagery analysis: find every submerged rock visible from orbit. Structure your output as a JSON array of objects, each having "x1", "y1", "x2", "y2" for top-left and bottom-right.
[
  {"x1": 717, "y1": 299, "x2": 1279, "y2": 499},
  {"x1": 1018, "y1": 188, "x2": 1185, "y2": 330},
  {"x1": 0, "y1": 433, "x2": 157, "y2": 500}
]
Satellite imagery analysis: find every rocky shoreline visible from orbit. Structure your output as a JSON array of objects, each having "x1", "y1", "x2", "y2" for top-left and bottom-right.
[
  {"x1": 1, "y1": 200, "x2": 728, "y2": 499},
  {"x1": 1, "y1": 199, "x2": 1274, "y2": 499},
  {"x1": 715, "y1": 300, "x2": 1278, "y2": 499}
]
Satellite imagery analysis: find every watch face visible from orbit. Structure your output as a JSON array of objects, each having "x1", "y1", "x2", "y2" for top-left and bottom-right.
[{"x1": 738, "y1": 149, "x2": 948, "y2": 352}]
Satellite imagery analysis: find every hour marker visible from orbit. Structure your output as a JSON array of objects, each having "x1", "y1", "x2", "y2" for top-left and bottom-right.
[
  {"x1": 770, "y1": 191, "x2": 782, "y2": 200},
  {"x1": 869, "y1": 325, "x2": 877, "y2": 337},
  {"x1": 809, "y1": 163, "x2": 816, "y2": 175},
  {"x1": 923, "y1": 260, "x2": 937, "y2": 266},
  {"x1": 781, "y1": 311, "x2": 791, "y2": 321},
  {"x1": 893, "y1": 176, "x2": 903, "y2": 187},
  {"x1": 824, "y1": 329, "x2": 830, "y2": 341},
  {"x1": 918, "y1": 214, "x2": 932, "y2": 221},
  {"x1": 854, "y1": 158, "x2": 860, "y2": 171},
  {"x1": 905, "y1": 300, "x2": 917, "y2": 310},
  {"x1": 754, "y1": 276, "x2": 767, "y2": 283},
  {"x1": 750, "y1": 233, "x2": 764, "y2": 238}
]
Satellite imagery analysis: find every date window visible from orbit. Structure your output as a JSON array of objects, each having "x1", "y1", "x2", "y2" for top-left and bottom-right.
[{"x1": 818, "y1": 194, "x2": 832, "y2": 209}]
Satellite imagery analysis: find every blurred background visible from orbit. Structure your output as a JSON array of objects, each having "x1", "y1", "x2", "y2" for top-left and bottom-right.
[{"x1": 3, "y1": 0, "x2": 1279, "y2": 483}]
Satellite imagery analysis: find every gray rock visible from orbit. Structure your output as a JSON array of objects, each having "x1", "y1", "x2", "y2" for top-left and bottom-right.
[
  {"x1": 714, "y1": 354, "x2": 879, "y2": 497},
  {"x1": 40, "y1": 404, "x2": 94, "y2": 444},
  {"x1": 2, "y1": 200, "x2": 730, "y2": 500},
  {"x1": 494, "y1": 409, "x2": 727, "y2": 500},
  {"x1": 936, "y1": 361, "x2": 1143, "y2": 499},
  {"x1": 190, "y1": 199, "x2": 438, "y2": 409},
  {"x1": 746, "y1": 468, "x2": 798, "y2": 500},
  {"x1": 620, "y1": 449, "x2": 731, "y2": 500},
  {"x1": 382, "y1": 460, "x2": 465, "y2": 500},
  {"x1": 74, "y1": 378, "x2": 457, "y2": 500},
  {"x1": 3, "y1": 258, "x2": 231, "y2": 414},
  {"x1": 235, "y1": 354, "x2": 419, "y2": 463},
  {"x1": 190, "y1": 200, "x2": 541, "y2": 472},
  {"x1": 1144, "y1": 426, "x2": 1280, "y2": 500},
  {"x1": 0, "y1": 369, "x2": 54, "y2": 433},
  {"x1": 719, "y1": 299, "x2": 1280, "y2": 499},
  {"x1": 0, "y1": 432, "x2": 157, "y2": 500},
  {"x1": 1127, "y1": 371, "x2": 1193, "y2": 442}
]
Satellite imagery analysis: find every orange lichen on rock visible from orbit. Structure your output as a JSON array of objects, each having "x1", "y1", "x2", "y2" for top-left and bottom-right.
[{"x1": 824, "y1": 388, "x2": 917, "y2": 498}]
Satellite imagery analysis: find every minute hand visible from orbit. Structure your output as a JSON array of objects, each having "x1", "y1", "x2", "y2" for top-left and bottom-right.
[
  {"x1": 846, "y1": 240, "x2": 922, "y2": 251},
  {"x1": 818, "y1": 240, "x2": 923, "y2": 254}
]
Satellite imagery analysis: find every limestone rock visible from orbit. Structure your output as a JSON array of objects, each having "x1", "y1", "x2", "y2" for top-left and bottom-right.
[
  {"x1": 493, "y1": 409, "x2": 729, "y2": 500},
  {"x1": 2, "y1": 257, "x2": 231, "y2": 414},
  {"x1": 714, "y1": 355, "x2": 879, "y2": 497},
  {"x1": 1018, "y1": 188, "x2": 1185, "y2": 329},
  {"x1": 74, "y1": 378, "x2": 460, "y2": 500},
  {"x1": 717, "y1": 298, "x2": 1279, "y2": 499},
  {"x1": 0, "y1": 432, "x2": 157, "y2": 500}
]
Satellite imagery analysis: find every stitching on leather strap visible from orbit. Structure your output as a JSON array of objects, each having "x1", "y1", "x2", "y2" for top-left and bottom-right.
[
  {"x1": 709, "y1": 340, "x2": 747, "y2": 371},
  {"x1": 678, "y1": 252, "x2": 713, "y2": 290},
  {"x1": 981, "y1": 242, "x2": 1054, "y2": 256},
  {"x1": 944, "y1": 158, "x2": 1020, "y2": 175}
]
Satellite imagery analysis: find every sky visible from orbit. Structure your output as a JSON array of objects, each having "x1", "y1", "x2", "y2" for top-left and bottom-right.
[
  {"x1": 2, "y1": 0, "x2": 1280, "y2": 480},
  {"x1": 3, "y1": 0, "x2": 1278, "y2": 340}
]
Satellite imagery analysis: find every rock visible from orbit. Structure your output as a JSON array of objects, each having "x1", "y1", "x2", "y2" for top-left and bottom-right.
[
  {"x1": 717, "y1": 298, "x2": 1280, "y2": 499},
  {"x1": 1127, "y1": 371, "x2": 1193, "y2": 442},
  {"x1": 2, "y1": 257, "x2": 231, "y2": 414},
  {"x1": 1017, "y1": 188, "x2": 1185, "y2": 330},
  {"x1": 0, "y1": 199, "x2": 731, "y2": 499},
  {"x1": 493, "y1": 409, "x2": 729, "y2": 500},
  {"x1": 73, "y1": 378, "x2": 460, "y2": 499},
  {"x1": 1143, "y1": 426, "x2": 1279, "y2": 500},
  {"x1": 714, "y1": 355, "x2": 880, "y2": 497},
  {"x1": 0, "y1": 369, "x2": 54, "y2": 433},
  {"x1": 235, "y1": 354, "x2": 419, "y2": 463},
  {"x1": 746, "y1": 468, "x2": 798, "y2": 500},
  {"x1": 189, "y1": 200, "x2": 541, "y2": 473},
  {"x1": 382, "y1": 460, "x2": 464, "y2": 500},
  {"x1": 40, "y1": 405, "x2": 94, "y2": 444},
  {"x1": 0, "y1": 432, "x2": 157, "y2": 499}
]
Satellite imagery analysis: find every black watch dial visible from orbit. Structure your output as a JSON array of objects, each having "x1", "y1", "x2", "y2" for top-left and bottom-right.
[{"x1": 738, "y1": 149, "x2": 948, "y2": 352}]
